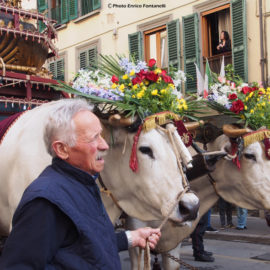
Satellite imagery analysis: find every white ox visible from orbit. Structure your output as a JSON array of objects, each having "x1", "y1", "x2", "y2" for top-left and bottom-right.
[
  {"x1": 0, "y1": 99, "x2": 200, "y2": 236},
  {"x1": 127, "y1": 129, "x2": 270, "y2": 270}
]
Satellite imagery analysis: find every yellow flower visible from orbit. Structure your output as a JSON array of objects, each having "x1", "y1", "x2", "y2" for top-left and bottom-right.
[
  {"x1": 248, "y1": 92, "x2": 254, "y2": 98},
  {"x1": 259, "y1": 88, "x2": 265, "y2": 94},
  {"x1": 122, "y1": 74, "x2": 128, "y2": 80},
  {"x1": 142, "y1": 86, "x2": 147, "y2": 91},
  {"x1": 244, "y1": 106, "x2": 247, "y2": 110},
  {"x1": 129, "y1": 70, "x2": 135, "y2": 76},
  {"x1": 140, "y1": 82, "x2": 144, "y2": 86},
  {"x1": 137, "y1": 90, "x2": 144, "y2": 99},
  {"x1": 183, "y1": 104, "x2": 188, "y2": 110},
  {"x1": 132, "y1": 84, "x2": 138, "y2": 90},
  {"x1": 145, "y1": 80, "x2": 149, "y2": 86},
  {"x1": 157, "y1": 77, "x2": 162, "y2": 83},
  {"x1": 250, "y1": 109, "x2": 254, "y2": 114},
  {"x1": 168, "y1": 83, "x2": 174, "y2": 89},
  {"x1": 245, "y1": 97, "x2": 249, "y2": 102},
  {"x1": 160, "y1": 89, "x2": 167, "y2": 94},
  {"x1": 132, "y1": 95, "x2": 135, "y2": 98},
  {"x1": 119, "y1": 84, "x2": 125, "y2": 92},
  {"x1": 111, "y1": 83, "x2": 117, "y2": 89},
  {"x1": 240, "y1": 115, "x2": 245, "y2": 119},
  {"x1": 261, "y1": 102, "x2": 266, "y2": 107},
  {"x1": 154, "y1": 68, "x2": 162, "y2": 74},
  {"x1": 151, "y1": 89, "x2": 158, "y2": 96}
]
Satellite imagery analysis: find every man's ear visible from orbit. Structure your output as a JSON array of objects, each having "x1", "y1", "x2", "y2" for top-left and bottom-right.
[{"x1": 52, "y1": 141, "x2": 69, "y2": 160}]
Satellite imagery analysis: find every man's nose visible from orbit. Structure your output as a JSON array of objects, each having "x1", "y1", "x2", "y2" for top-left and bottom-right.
[{"x1": 99, "y1": 137, "x2": 109, "y2": 150}]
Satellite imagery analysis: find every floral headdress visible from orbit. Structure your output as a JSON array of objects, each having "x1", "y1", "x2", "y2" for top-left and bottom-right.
[{"x1": 54, "y1": 55, "x2": 203, "y2": 121}]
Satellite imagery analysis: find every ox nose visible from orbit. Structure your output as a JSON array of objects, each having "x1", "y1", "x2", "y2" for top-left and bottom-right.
[{"x1": 178, "y1": 199, "x2": 200, "y2": 222}]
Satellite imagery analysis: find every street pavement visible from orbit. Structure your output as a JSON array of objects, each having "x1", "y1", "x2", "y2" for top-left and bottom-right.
[
  {"x1": 205, "y1": 214, "x2": 270, "y2": 244},
  {"x1": 120, "y1": 214, "x2": 270, "y2": 269}
]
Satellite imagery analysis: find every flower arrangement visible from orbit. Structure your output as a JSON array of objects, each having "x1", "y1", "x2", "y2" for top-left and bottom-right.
[
  {"x1": 55, "y1": 55, "x2": 202, "y2": 120},
  {"x1": 207, "y1": 76, "x2": 270, "y2": 130}
]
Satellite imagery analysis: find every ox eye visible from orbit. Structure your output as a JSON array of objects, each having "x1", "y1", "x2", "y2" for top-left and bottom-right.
[
  {"x1": 139, "y1": 146, "x2": 154, "y2": 159},
  {"x1": 244, "y1": 153, "x2": 256, "y2": 161}
]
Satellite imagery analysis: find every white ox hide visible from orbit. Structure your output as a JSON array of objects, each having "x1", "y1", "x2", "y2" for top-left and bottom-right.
[
  {"x1": 0, "y1": 99, "x2": 199, "y2": 236},
  {"x1": 127, "y1": 134, "x2": 270, "y2": 270}
]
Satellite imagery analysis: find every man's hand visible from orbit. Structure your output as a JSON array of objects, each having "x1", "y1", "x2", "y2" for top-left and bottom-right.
[{"x1": 130, "y1": 227, "x2": 161, "y2": 249}]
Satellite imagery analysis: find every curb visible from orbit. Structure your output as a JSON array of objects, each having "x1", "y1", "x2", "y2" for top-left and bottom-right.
[{"x1": 205, "y1": 231, "x2": 270, "y2": 245}]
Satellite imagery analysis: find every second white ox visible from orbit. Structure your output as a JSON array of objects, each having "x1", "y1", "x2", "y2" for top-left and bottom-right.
[
  {"x1": 127, "y1": 127, "x2": 270, "y2": 269},
  {"x1": 0, "y1": 99, "x2": 199, "y2": 236}
]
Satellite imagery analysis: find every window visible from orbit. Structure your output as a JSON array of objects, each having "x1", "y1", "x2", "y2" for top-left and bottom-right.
[
  {"x1": 144, "y1": 26, "x2": 168, "y2": 69},
  {"x1": 128, "y1": 19, "x2": 180, "y2": 69},
  {"x1": 201, "y1": 4, "x2": 232, "y2": 74},
  {"x1": 49, "y1": 58, "x2": 65, "y2": 81},
  {"x1": 183, "y1": 0, "x2": 248, "y2": 93},
  {"x1": 76, "y1": 41, "x2": 99, "y2": 70},
  {"x1": 38, "y1": 0, "x2": 101, "y2": 28}
]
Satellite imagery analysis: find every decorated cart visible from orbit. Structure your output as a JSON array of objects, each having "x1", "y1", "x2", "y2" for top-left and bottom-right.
[{"x1": 0, "y1": 0, "x2": 67, "y2": 120}]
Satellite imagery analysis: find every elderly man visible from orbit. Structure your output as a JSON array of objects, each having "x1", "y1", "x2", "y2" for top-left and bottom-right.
[{"x1": 0, "y1": 99, "x2": 161, "y2": 269}]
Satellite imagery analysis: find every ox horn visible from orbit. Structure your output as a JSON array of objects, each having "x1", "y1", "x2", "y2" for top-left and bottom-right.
[
  {"x1": 108, "y1": 114, "x2": 136, "y2": 127},
  {"x1": 223, "y1": 124, "x2": 251, "y2": 138},
  {"x1": 184, "y1": 120, "x2": 204, "y2": 131}
]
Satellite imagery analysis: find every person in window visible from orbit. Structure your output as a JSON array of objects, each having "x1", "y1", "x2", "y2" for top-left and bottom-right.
[{"x1": 217, "y1": 31, "x2": 231, "y2": 53}]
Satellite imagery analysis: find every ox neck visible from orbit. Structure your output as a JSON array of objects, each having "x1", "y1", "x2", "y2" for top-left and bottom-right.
[{"x1": 191, "y1": 175, "x2": 220, "y2": 217}]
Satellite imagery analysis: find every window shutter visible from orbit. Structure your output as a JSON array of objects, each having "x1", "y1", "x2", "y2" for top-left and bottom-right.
[
  {"x1": 56, "y1": 59, "x2": 65, "y2": 81},
  {"x1": 37, "y1": 0, "x2": 47, "y2": 32},
  {"x1": 182, "y1": 13, "x2": 200, "y2": 92},
  {"x1": 49, "y1": 62, "x2": 56, "y2": 78},
  {"x1": 167, "y1": 19, "x2": 181, "y2": 69},
  {"x1": 231, "y1": 0, "x2": 248, "y2": 82},
  {"x1": 88, "y1": 47, "x2": 97, "y2": 69},
  {"x1": 61, "y1": 0, "x2": 69, "y2": 24},
  {"x1": 92, "y1": 0, "x2": 101, "y2": 10},
  {"x1": 79, "y1": 51, "x2": 87, "y2": 70},
  {"x1": 128, "y1": 32, "x2": 143, "y2": 62},
  {"x1": 37, "y1": 0, "x2": 47, "y2": 10},
  {"x1": 69, "y1": 0, "x2": 78, "y2": 20}
]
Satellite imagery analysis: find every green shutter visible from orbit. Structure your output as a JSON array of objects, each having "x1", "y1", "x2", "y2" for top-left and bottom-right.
[
  {"x1": 182, "y1": 13, "x2": 200, "y2": 92},
  {"x1": 56, "y1": 59, "x2": 65, "y2": 81},
  {"x1": 128, "y1": 31, "x2": 143, "y2": 61},
  {"x1": 37, "y1": 0, "x2": 47, "y2": 10},
  {"x1": 61, "y1": 0, "x2": 68, "y2": 24},
  {"x1": 69, "y1": 0, "x2": 78, "y2": 20},
  {"x1": 167, "y1": 19, "x2": 181, "y2": 69},
  {"x1": 92, "y1": 0, "x2": 101, "y2": 10},
  {"x1": 37, "y1": 0, "x2": 47, "y2": 32},
  {"x1": 88, "y1": 47, "x2": 97, "y2": 69},
  {"x1": 79, "y1": 51, "x2": 87, "y2": 69},
  {"x1": 49, "y1": 62, "x2": 56, "y2": 78},
  {"x1": 231, "y1": 0, "x2": 248, "y2": 82}
]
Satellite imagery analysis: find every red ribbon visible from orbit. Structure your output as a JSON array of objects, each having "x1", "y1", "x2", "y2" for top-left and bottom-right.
[
  {"x1": 174, "y1": 120, "x2": 192, "y2": 147},
  {"x1": 264, "y1": 138, "x2": 270, "y2": 160},
  {"x1": 129, "y1": 124, "x2": 143, "y2": 172}
]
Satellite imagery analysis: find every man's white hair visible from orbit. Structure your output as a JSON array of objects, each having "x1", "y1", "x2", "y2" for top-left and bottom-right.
[{"x1": 44, "y1": 98, "x2": 94, "y2": 157}]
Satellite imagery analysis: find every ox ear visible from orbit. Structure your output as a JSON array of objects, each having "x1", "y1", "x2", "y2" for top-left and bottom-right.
[{"x1": 52, "y1": 141, "x2": 69, "y2": 160}]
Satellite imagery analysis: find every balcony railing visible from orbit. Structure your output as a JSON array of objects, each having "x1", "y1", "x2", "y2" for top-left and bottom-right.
[{"x1": 203, "y1": 51, "x2": 232, "y2": 75}]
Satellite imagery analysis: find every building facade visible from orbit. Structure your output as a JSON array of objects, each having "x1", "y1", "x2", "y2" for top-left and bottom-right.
[{"x1": 36, "y1": 0, "x2": 270, "y2": 92}]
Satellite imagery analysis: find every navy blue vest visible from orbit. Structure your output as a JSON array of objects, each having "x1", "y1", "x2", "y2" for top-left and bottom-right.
[{"x1": 14, "y1": 158, "x2": 122, "y2": 270}]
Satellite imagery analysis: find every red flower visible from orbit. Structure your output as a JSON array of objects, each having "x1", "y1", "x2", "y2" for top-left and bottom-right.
[
  {"x1": 111, "y1": 75, "x2": 119, "y2": 84},
  {"x1": 228, "y1": 93, "x2": 238, "y2": 100},
  {"x1": 146, "y1": 71, "x2": 159, "y2": 82},
  {"x1": 242, "y1": 86, "x2": 252, "y2": 95},
  {"x1": 230, "y1": 100, "x2": 244, "y2": 114},
  {"x1": 162, "y1": 74, "x2": 173, "y2": 84},
  {"x1": 251, "y1": 86, "x2": 258, "y2": 91},
  {"x1": 148, "y1": 58, "x2": 156, "y2": 68},
  {"x1": 137, "y1": 70, "x2": 147, "y2": 80},
  {"x1": 161, "y1": 70, "x2": 167, "y2": 76},
  {"x1": 132, "y1": 77, "x2": 142, "y2": 85}
]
